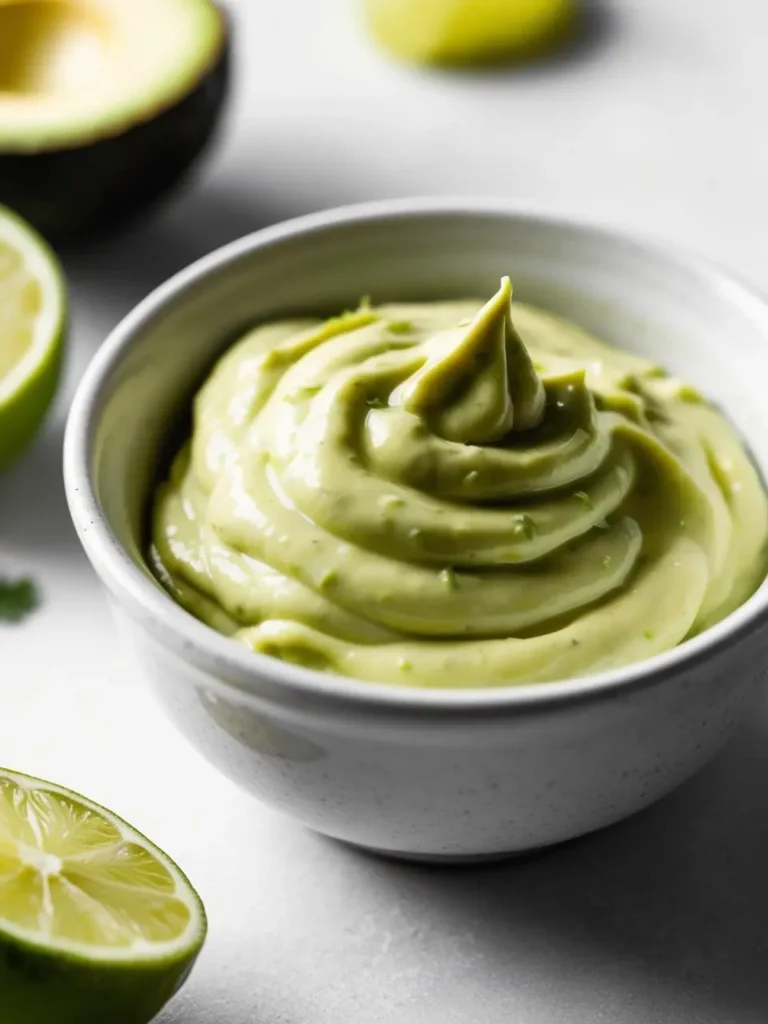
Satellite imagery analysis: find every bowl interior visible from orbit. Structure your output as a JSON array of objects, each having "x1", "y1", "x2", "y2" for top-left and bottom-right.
[{"x1": 83, "y1": 207, "x2": 768, "y2": 612}]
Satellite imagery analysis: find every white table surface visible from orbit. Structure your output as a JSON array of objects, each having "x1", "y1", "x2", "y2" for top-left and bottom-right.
[{"x1": 3, "y1": 1, "x2": 768, "y2": 1021}]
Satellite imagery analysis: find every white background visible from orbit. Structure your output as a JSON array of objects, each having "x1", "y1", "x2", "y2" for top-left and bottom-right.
[{"x1": 3, "y1": 1, "x2": 768, "y2": 1021}]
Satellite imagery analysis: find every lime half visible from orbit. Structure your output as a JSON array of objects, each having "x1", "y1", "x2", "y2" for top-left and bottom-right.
[
  {"x1": 0, "y1": 769, "x2": 206, "y2": 1024},
  {"x1": 0, "y1": 205, "x2": 66, "y2": 470}
]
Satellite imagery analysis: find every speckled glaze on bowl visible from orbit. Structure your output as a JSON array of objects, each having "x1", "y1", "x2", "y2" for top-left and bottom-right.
[{"x1": 64, "y1": 199, "x2": 768, "y2": 860}]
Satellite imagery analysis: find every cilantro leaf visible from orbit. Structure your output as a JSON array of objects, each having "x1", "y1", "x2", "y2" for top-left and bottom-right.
[{"x1": 0, "y1": 577, "x2": 39, "y2": 623}]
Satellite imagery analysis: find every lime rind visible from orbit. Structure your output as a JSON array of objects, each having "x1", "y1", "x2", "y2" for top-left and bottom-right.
[
  {"x1": 0, "y1": 205, "x2": 66, "y2": 407},
  {"x1": 0, "y1": 203, "x2": 67, "y2": 469}
]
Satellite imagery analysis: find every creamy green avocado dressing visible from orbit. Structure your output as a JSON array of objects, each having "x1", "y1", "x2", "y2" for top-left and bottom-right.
[{"x1": 150, "y1": 278, "x2": 768, "y2": 688}]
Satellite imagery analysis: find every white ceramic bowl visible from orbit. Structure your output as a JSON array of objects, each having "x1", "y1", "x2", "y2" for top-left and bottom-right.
[{"x1": 64, "y1": 199, "x2": 768, "y2": 861}]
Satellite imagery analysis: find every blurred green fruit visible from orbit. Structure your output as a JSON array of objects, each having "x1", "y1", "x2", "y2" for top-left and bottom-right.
[
  {"x1": 0, "y1": 0, "x2": 229, "y2": 242},
  {"x1": 365, "y1": 0, "x2": 576, "y2": 66}
]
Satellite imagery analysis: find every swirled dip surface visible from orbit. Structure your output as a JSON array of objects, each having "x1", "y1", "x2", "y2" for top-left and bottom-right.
[{"x1": 150, "y1": 279, "x2": 768, "y2": 687}]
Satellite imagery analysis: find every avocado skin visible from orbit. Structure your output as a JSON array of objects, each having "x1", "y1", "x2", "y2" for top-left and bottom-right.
[{"x1": 0, "y1": 36, "x2": 230, "y2": 243}]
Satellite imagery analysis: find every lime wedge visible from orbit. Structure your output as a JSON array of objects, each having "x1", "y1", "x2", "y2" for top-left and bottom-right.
[
  {"x1": 0, "y1": 769, "x2": 206, "y2": 1024},
  {"x1": 0, "y1": 205, "x2": 66, "y2": 470},
  {"x1": 364, "y1": 0, "x2": 575, "y2": 66}
]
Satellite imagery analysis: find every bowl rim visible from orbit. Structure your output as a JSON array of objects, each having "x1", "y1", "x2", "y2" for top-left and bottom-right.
[{"x1": 64, "y1": 196, "x2": 768, "y2": 719}]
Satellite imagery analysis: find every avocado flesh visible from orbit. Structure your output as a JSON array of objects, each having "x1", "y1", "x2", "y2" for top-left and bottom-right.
[{"x1": 0, "y1": 0, "x2": 229, "y2": 241}]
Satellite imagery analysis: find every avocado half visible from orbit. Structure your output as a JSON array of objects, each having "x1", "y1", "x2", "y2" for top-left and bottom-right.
[{"x1": 0, "y1": 0, "x2": 229, "y2": 241}]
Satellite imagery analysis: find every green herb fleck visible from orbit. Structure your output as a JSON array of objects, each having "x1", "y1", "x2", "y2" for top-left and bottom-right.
[
  {"x1": 677, "y1": 384, "x2": 702, "y2": 404},
  {"x1": 571, "y1": 638, "x2": 580, "y2": 647},
  {"x1": 513, "y1": 513, "x2": 536, "y2": 540},
  {"x1": 0, "y1": 577, "x2": 39, "y2": 623},
  {"x1": 440, "y1": 568, "x2": 457, "y2": 590},
  {"x1": 322, "y1": 306, "x2": 379, "y2": 335},
  {"x1": 398, "y1": 658, "x2": 413, "y2": 672},
  {"x1": 387, "y1": 320, "x2": 413, "y2": 335},
  {"x1": 291, "y1": 385, "x2": 322, "y2": 402},
  {"x1": 379, "y1": 494, "x2": 404, "y2": 510},
  {"x1": 644, "y1": 629, "x2": 654, "y2": 640}
]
